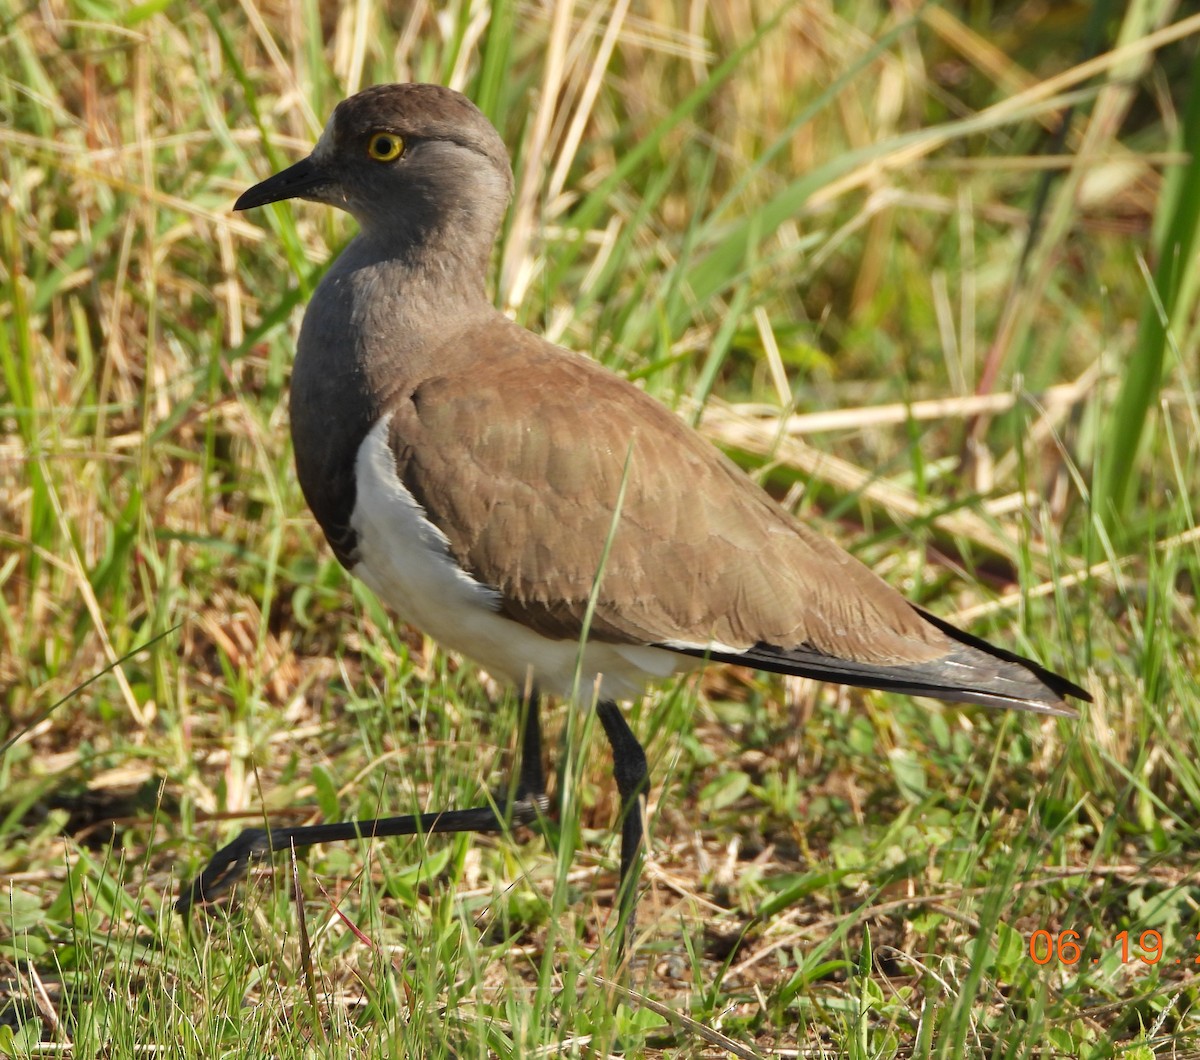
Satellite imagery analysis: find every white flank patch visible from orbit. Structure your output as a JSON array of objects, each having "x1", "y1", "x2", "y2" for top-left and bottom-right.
[
  {"x1": 658, "y1": 637, "x2": 750, "y2": 658},
  {"x1": 349, "y1": 418, "x2": 688, "y2": 702}
]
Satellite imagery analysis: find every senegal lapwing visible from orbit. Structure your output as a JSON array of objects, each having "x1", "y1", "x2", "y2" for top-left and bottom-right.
[{"x1": 177, "y1": 84, "x2": 1087, "y2": 924}]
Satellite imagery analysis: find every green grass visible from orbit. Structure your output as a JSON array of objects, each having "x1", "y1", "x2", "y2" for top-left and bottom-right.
[{"x1": 2, "y1": 0, "x2": 1199, "y2": 1055}]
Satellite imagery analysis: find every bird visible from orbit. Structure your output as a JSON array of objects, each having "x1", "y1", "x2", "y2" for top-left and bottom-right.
[{"x1": 177, "y1": 83, "x2": 1088, "y2": 922}]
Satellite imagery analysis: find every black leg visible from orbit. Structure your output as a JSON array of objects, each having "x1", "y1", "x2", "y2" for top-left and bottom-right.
[
  {"x1": 516, "y1": 685, "x2": 545, "y2": 801},
  {"x1": 595, "y1": 699, "x2": 649, "y2": 935},
  {"x1": 177, "y1": 687, "x2": 548, "y2": 914}
]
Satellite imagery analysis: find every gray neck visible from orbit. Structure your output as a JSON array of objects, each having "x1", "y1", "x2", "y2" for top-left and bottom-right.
[
  {"x1": 288, "y1": 231, "x2": 499, "y2": 561},
  {"x1": 299, "y1": 230, "x2": 495, "y2": 398}
]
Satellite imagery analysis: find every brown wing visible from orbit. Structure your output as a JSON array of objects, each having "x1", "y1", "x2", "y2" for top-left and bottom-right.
[{"x1": 385, "y1": 320, "x2": 950, "y2": 667}]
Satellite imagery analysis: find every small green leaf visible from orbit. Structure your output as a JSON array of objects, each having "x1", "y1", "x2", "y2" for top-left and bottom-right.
[
  {"x1": 615, "y1": 1003, "x2": 668, "y2": 1035},
  {"x1": 758, "y1": 869, "x2": 856, "y2": 918},
  {"x1": 311, "y1": 764, "x2": 340, "y2": 820},
  {"x1": 992, "y1": 922, "x2": 1025, "y2": 981},
  {"x1": 698, "y1": 770, "x2": 751, "y2": 813},
  {"x1": 888, "y1": 748, "x2": 928, "y2": 802}
]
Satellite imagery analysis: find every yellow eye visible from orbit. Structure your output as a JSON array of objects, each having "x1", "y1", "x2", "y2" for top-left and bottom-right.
[{"x1": 367, "y1": 133, "x2": 404, "y2": 162}]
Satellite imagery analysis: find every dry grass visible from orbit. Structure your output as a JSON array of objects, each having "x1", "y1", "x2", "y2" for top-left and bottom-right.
[{"x1": 3, "y1": 0, "x2": 1200, "y2": 1056}]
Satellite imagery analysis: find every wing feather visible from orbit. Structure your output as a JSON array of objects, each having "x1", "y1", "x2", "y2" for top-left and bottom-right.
[{"x1": 387, "y1": 321, "x2": 950, "y2": 666}]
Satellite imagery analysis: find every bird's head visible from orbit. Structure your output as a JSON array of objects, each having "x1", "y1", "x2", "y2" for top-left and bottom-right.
[{"x1": 235, "y1": 83, "x2": 514, "y2": 245}]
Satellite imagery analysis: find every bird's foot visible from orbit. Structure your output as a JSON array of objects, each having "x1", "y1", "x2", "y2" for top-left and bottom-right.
[
  {"x1": 176, "y1": 827, "x2": 272, "y2": 915},
  {"x1": 501, "y1": 789, "x2": 551, "y2": 824},
  {"x1": 175, "y1": 790, "x2": 550, "y2": 917}
]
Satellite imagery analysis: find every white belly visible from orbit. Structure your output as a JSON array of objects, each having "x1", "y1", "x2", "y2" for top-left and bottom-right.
[{"x1": 348, "y1": 419, "x2": 690, "y2": 701}]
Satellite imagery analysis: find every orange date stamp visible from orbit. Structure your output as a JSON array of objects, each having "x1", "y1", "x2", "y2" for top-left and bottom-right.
[{"x1": 1028, "y1": 929, "x2": 1197, "y2": 966}]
